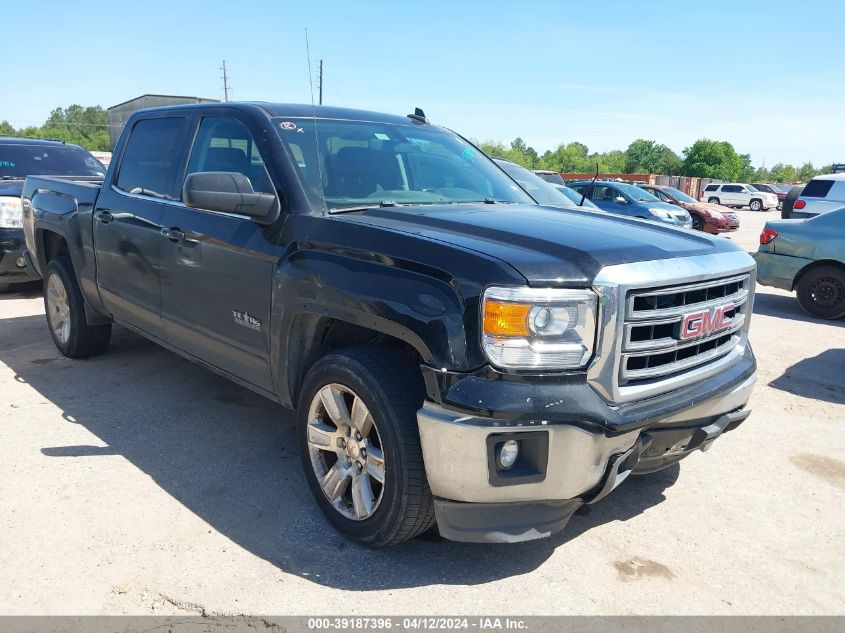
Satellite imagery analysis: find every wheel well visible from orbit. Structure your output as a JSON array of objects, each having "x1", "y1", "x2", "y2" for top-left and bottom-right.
[
  {"x1": 287, "y1": 315, "x2": 424, "y2": 408},
  {"x1": 42, "y1": 230, "x2": 70, "y2": 264},
  {"x1": 794, "y1": 259, "x2": 845, "y2": 290}
]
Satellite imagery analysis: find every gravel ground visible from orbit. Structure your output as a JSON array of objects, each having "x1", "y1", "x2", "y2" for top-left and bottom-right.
[{"x1": 0, "y1": 209, "x2": 843, "y2": 616}]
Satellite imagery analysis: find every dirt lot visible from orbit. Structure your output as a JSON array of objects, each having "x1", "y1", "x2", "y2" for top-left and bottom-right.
[{"x1": 1, "y1": 209, "x2": 843, "y2": 616}]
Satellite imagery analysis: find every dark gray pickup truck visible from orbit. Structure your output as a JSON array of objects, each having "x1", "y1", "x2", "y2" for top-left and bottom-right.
[{"x1": 22, "y1": 103, "x2": 757, "y2": 545}]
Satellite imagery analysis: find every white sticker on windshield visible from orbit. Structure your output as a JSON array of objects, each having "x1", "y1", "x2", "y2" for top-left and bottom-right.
[{"x1": 374, "y1": 133, "x2": 390, "y2": 140}]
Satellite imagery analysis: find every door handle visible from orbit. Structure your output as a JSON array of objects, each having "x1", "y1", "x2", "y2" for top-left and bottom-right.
[
  {"x1": 95, "y1": 210, "x2": 114, "y2": 224},
  {"x1": 161, "y1": 227, "x2": 186, "y2": 243}
]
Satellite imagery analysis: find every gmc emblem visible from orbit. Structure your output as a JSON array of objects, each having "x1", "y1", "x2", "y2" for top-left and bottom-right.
[{"x1": 680, "y1": 303, "x2": 734, "y2": 340}]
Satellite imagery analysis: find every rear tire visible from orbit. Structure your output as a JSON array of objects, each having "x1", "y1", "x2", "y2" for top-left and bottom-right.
[
  {"x1": 796, "y1": 265, "x2": 845, "y2": 319},
  {"x1": 708, "y1": 197, "x2": 720, "y2": 204},
  {"x1": 297, "y1": 346, "x2": 435, "y2": 547},
  {"x1": 750, "y1": 199, "x2": 763, "y2": 212},
  {"x1": 43, "y1": 257, "x2": 112, "y2": 358}
]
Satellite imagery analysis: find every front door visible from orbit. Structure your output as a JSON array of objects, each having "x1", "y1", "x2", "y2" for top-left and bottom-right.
[
  {"x1": 94, "y1": 115, "x2": 191, "y2": 339},
  {"x1": 159, "y1": 114, "x2": 281, "y2": 391}
]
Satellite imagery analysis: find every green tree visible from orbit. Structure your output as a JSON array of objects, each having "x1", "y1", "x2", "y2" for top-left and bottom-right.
[
  {"x1": 797, "y1": 162, "x2": 817, "y2": 183},
  {"x1": 768, "y1": 163, "x2": 798, "y2": 183},
  {"x1": 624, "y1": 139, "x2": 682, "y2": 174},
  {"x1": 738, "y1": 153, "x2": 756, "y2": 182},
  {"x1": 0, "y1": 120, "x2": 15, "y2": 136},
  {"x1": 754, "y1": 165, "x2": 770, "y2": 181},
  {"x1": 682, "y1": 139, "x2": 744, "y2": 180}
]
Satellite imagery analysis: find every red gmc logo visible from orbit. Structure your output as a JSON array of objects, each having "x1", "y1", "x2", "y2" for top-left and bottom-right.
[{"x1": 680, "y1": 303, "x2": 734, "y2": 340}]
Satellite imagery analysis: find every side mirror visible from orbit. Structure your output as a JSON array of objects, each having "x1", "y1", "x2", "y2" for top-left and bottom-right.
[
  {"x1": 183, "y1": 171, "x2": 278, "y2": 222},
  {"x1": 614, "y1": 196, "x2": 627, "y2": 204}
]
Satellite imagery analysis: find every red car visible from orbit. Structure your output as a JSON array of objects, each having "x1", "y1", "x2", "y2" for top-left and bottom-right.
[
  {"x1": 639, "y1": 184, "x2": 739, "y2": 233},
  {"x1": 752, "y1": 183, "x2": 789, "y2": 210}
]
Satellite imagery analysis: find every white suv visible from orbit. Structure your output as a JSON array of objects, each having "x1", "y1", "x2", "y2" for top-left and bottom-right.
[
  {"x1": 791, "y1": 173, "x2": 845, "y2": 218},
  {"x1": 700, "y1": 183, "x2": 778, "y2": 211}
]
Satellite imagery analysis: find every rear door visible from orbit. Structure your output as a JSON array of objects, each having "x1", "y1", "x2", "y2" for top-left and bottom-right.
[
  {"x1": 159, "y1": 112, "x2": 281, "y2": 391},
  {"x1": 721, "y1": 185, "x2": 741, "y2": 205},
  {"x1": 94, "y1": 115, "x2": 192, "y2": 338}
]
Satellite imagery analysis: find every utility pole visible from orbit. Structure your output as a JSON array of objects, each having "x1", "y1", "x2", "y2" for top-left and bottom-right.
[
  {"x1": 221, "y1": 60, "x2": 230, "y2": 102},
  {"x1": 318, "y1": 59, "x2": 323, "y2": 105}
]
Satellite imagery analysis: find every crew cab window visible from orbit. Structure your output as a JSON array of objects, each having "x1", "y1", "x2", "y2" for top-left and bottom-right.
[
  {"x1": 116, "y1": 117, "x2": 188, "y2": 199},
  {"x1": 723, "y1": 185, "x2": 741, "y2": 193},
  {"x1": 186, "y1": 117, "x2": 274, "y2": 196}
]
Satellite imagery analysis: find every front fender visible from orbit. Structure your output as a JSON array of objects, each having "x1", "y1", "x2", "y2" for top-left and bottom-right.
[{"x1": 268, "y1": 216, "x2": 525, "y2": 408}]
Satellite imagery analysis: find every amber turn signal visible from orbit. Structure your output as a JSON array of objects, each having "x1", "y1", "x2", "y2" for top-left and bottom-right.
[{"x1": 483, "y1": 300, "x2": 531, "y2": 337}]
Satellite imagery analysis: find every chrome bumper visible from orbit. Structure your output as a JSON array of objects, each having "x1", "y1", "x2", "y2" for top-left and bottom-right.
[{"x1": 418, "y1": 371, "x2": 755, "y2": 542}]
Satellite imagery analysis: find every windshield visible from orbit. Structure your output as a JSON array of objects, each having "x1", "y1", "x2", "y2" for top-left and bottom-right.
[
  {"x1": 555, "y1": 184, "x2": 599, "y2": 209},
  {"x1": 616, "y1": 182, "x2": 659, "y2": 202},
  {"x1": 0, "y1": 144, "x2": 105, "y2": 179},
  {"x1": 273, "y1": 117, "x2": 533, "y2": 210},
  {"x1": 664, "y1": 187, "x2": 696, "y2": 203},
  {"x1": 494, "y1": 160, "x2": 575, "y2": 207}
]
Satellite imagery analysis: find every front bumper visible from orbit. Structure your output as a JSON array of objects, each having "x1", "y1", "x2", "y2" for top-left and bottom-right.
[
  {"x1": 0, "y1": 228, "x2": 39, "y2": 286},
  {"x1": 753, "y1": 251, "x2": 811, "y2": 291},
  {"x1": 418, "y1": 361, "x2": 756, "y2": 543}
]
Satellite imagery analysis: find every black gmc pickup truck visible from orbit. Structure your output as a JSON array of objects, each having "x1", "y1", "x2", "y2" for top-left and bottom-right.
[{"x1": 22, "y1": 103, "x2": 757, "y2": 546}]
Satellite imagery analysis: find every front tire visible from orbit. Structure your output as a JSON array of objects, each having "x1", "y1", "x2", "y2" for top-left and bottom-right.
[
  {"x1": 691, "y1": 214, "x2": 704, "y2": 231},
  {"x1": 297, "y1": 346, "x2": 435, "y2": 546},
  {"x1": 796, "y1": 265, "x2": 845, "y2": 319},
  {"x1": 43, "y1": 257, "x2": 112, "y2": 358},
  {"x1": 750, "y1": 199, "x2": 763, "y2": 212}
]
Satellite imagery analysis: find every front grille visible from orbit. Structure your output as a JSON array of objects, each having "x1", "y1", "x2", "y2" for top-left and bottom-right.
[{"x1": 620, "y1": 274, "x2": 750, "y2": 383}]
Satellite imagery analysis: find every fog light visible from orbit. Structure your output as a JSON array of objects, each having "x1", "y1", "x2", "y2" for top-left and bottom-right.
[
  {"x1": 498, "y1": 440, "x2": 519, "y2": 470},
  {"x1": 16, "y1": 257, "x2": 26, "y2": 268}
]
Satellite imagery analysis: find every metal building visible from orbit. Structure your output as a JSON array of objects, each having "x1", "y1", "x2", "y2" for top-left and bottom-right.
[{"x1": 107, "y1": 94, "x2": 219, "y2": 148}]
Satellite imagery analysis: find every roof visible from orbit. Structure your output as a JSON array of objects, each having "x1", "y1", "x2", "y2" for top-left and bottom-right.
[
  {"x1": 108, "y1": 93, "x2": 219, "y2": 110},
  {"x1": 0, "y1": 136, "x2": 73, "y2": 147},
  {"x1": 123, "y1": 101, "x2": 427, "y2": 127},
  {"x1": 813, "y1": 172, "x2": 845, "y2": 181}
]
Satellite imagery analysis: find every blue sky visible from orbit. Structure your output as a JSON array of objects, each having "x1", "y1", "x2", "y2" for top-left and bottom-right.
[{"x1": 5, "y1": 0, "x2": 842, "y2": 166}]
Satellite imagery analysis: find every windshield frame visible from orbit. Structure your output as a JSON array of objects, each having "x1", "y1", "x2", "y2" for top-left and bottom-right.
[{"x1": 271, "y1": 117, "x2": 535, "y2": 212}]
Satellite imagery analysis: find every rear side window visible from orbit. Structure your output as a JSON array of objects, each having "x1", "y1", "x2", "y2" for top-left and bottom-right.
[
  {"x1": 705, "y1": 184, "x2": 718, "y2": 191},
  {"x1": 116, "y1": 117, "x2": 189, "y2": 200},
  {"x1": 802, "y1": 179, "x2": 835, "y2": 198}
]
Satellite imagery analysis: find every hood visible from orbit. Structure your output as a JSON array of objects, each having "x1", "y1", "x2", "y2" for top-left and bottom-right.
[
  {"x1": 0, "y1": 180, "x2": 24, "y2": 198},
  {"x1": 643, "y1": 200, "x2": 691, "y2": 220},
  {"x1": 681, "y1": 201, "x2": 735, "y2": 215},
  {"x1": 338, "y1": 203, "x2": 739, "y2": 286}
]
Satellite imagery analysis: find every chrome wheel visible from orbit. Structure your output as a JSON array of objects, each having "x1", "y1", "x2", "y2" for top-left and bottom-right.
[
  {"x1": 46, "y1": 273, "x2": 71, "y2": 345},
  {"x1": 306, "y1": 383, "x2": 386, "y2": 521}
]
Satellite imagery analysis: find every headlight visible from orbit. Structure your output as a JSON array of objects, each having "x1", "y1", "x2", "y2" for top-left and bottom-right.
[
  {"x1": 481, "y1": 286, "x2": 597, "y2": 370},
  {"x1": 647, "y1": 208, "x2": 671, "y2": 219},
  {"x1": 705, "y1": 209, "x2": 726, "y2": 220},
  {"x1": 0, "y1": 196, "x2": 23, "y2": 229}
]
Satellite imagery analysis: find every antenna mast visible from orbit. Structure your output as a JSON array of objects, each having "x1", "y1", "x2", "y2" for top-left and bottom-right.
[{"x1": 319, "y1": 59, "x2": 323, "y2": 105}]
